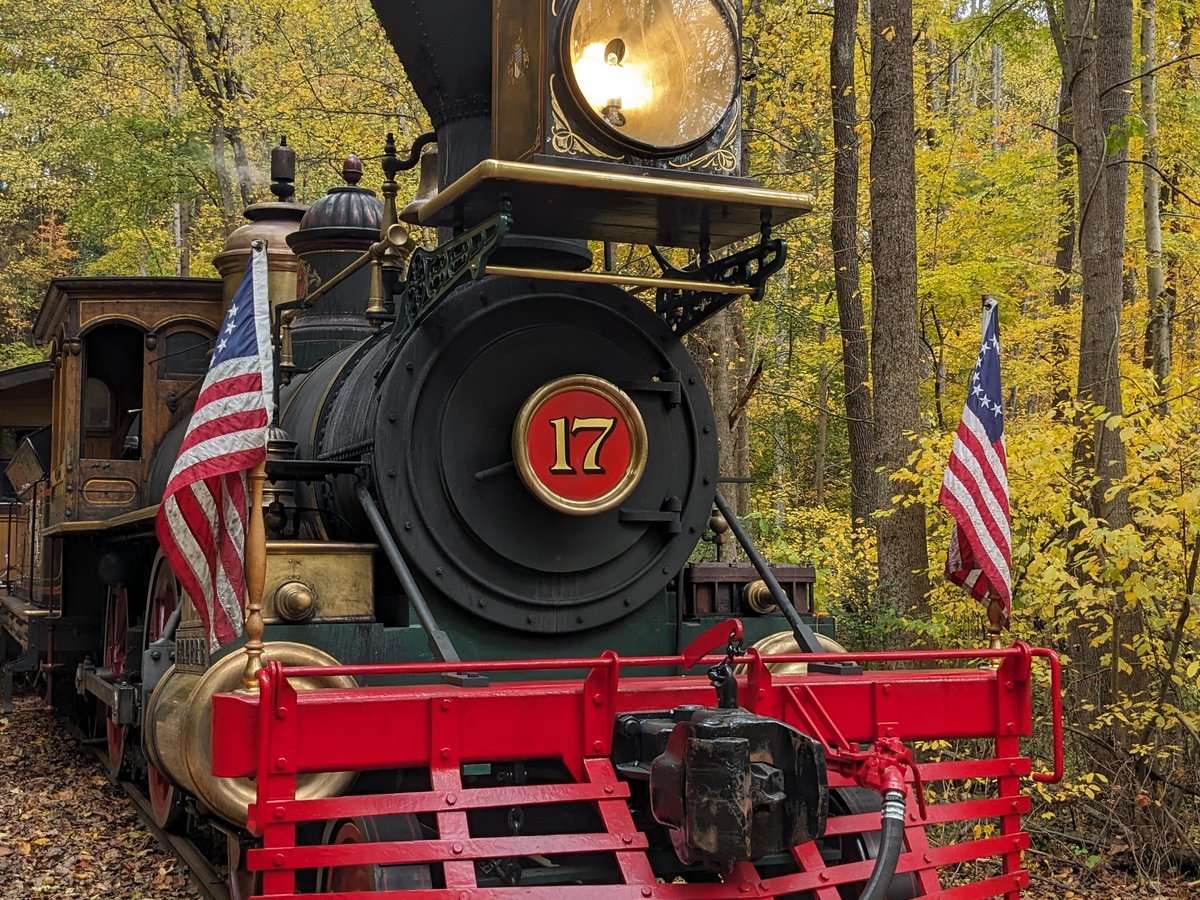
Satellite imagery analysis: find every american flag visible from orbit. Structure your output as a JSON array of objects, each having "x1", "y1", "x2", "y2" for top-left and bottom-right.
[
  {"x1": 155, "y1": 243, "x2": 273, "y2": 651},
  {"x1": 939, "y1": 299, "x2": 1012, "y2": 621}
]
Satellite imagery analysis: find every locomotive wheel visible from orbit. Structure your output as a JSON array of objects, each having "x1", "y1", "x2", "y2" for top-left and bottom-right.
[
  {"x1": 226, "y1": 834, "x2": 259, "y2": 900},
  {"x1": 102, "y1": 585, "x2": 129, "y2": 777},
  {"x1": 143, "y1": 552, "x2": 185, "y2": 831},
  {"x1": 319, "y1": 815, "x2": 433, "y2": 892}
]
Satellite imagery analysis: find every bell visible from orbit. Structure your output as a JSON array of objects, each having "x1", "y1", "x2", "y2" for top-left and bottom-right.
[{"x1": 399, "y1": 146, "x2": 439, "y2": 225}]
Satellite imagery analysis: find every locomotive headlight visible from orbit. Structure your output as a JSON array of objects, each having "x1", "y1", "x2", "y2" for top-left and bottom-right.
[{"x1": 564, "y1": 0, "x2": 739, "y2": 152}]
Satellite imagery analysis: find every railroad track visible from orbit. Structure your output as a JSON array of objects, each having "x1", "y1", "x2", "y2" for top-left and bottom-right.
[
  {"x1": 122, "y1": 779, "x2": 230, "y2": 900},
  {"x1": 76, "y1": 738, "x2": 230, "y2": 900}
]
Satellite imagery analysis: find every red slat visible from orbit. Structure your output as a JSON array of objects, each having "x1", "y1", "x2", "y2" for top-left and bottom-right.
[
  {"x1": 254, "y1": 781, "x2": 630, "y2": 825},
  {"x1": 254, "y1": 867, "x2": 1030, "y2": 900},
  {"x1": 758, "y1": 832, "x2": 1029, "y2": 893},
  {"x1": 789, "y1": 841, "x2": 841, "y2": 900},
  {"x1": 582, "y1": 758, "x2": 658, "y2": 885},
  {"x1": 823, "y1": 795, "x2": 1031, "y2": 836},
  {"x1": 431, "y1": 766, "x2": 476, "y2": 890},
  {"x1": 248, "y1": 832, "x2": 652, "y2": 872},
  {"x1": 937, "y1": 870, "x2": 1029, "y2": 899},
  {"x1": 917, "y1": 757, "x2": 1032, "y2": 781}
]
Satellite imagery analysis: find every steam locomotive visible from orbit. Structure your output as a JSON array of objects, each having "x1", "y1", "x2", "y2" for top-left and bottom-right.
[{"x1": 0, "y1": 1, "x2": 1060, "y2": 898}]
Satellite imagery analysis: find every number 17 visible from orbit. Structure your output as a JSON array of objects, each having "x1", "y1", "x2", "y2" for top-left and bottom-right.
[{"x1": 549, "y1": 416, "x2": 616, "y2": 475}]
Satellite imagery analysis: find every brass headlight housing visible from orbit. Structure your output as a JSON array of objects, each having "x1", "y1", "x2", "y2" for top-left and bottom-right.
[{"x1": 563, "y1": 0, "x2": 739, "y2": 153}]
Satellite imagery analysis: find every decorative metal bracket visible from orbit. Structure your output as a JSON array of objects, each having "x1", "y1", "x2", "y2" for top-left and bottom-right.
[
  {"x1": 395, "y1": 211, "x2": 512, "y2": 337},
  {"x1": 654, "y1": 230, "x2": 786, "y2": 336}
]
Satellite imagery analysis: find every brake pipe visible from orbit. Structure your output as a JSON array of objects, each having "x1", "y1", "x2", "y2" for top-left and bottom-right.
[
  {"x1": 858, "y1": 789, "x2": 907, "y2": 900},
  {"x1": 827, "y1": 736, "x2": 924, "y2": 900},
  {"x1": 712, "y1": 491, "x2": 826, "y2": 654}
]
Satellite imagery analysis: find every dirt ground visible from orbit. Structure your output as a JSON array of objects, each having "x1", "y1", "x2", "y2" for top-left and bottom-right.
[{"x1": 0, "y1": 684, "x2": 1194, "y2": 899}]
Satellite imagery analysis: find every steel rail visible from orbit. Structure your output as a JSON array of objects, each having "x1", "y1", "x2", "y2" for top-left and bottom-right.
[
  {"x1": 122, "y1": 780, "x2": 230, "y2": 900},
  {"x1": 75, "y1": 739, "x2": 229, "y2": 900}
]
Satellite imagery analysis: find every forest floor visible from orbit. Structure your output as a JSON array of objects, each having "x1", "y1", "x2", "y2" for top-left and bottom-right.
[
  {"x1": 0, "y1": 684, "x2": 1194, "y2": 899},
  {"x1": 0, "y1": 687, "x2": 201, "y2": 899}
]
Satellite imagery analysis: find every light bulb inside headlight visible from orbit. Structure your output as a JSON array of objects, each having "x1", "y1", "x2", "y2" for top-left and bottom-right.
[
  {"x1": 572, "y1": 38, "x2": 653, "y2": 125},
  {"x1": 565, "y1": 0, "x2": 738, "y2": 152}
]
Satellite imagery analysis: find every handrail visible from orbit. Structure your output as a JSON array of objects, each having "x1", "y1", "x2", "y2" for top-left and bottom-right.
[
  {"x1": 276, "y1": 643, "x2": 1041, "y2": 680},
  {"x1": 260, "y1": 639, "x2": 1064, "y2": 786},
  {"x1": 1029, "y1": 647, "x2": 1064, "y2": 784}
]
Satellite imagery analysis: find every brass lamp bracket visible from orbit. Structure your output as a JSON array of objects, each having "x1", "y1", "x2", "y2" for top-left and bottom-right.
[
  {"x1": 460, "y1": 219, "x2": 782, "y2": 339},
  {"x1": 482, "y1": 265, "x2": 753, "y2": 298},
  {"x1": 396, "y1": 210, "x2": 512, "y2": 336},
  {"x1": 653, "y1": 226, "x2": 787, "y2": 336}
]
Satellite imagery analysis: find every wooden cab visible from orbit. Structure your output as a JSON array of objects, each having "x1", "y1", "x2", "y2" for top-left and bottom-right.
[
  {"x1": 0, "y1": 363, "x2": 52, "y2": 596},
  {"x1": 32, "y1": 278, "x2": 224, "y2": 527}
]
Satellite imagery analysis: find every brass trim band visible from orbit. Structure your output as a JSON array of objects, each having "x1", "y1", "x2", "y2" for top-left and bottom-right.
[
  {"x1": 421, "y1": 158, "x2": 815, "y2": 224},
  {"x1": 485, "y1": 265, "x2": 751, "y2": 295}
]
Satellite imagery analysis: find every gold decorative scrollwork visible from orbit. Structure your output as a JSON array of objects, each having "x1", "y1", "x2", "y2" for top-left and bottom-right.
[
  {"x1": 669, "y1": 101, "x2": 740, "y2": 173},
  {"x1": 549, "y1": 75, "x2": 625, "y2": 161}
]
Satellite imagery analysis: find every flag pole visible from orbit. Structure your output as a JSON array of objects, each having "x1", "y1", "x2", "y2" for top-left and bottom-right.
[
  {"x1": 241, "y1": 460, "x2": 269, "y2": 689},
  {"x1": 985, "y1": 595, "x2": 1005, "y2": 652},
  {"x1": 981, "y1": 294, "x2": 1005, "y2": 654},
  {"x1": 242, "y1": 239, "x2": 271, "y2": 691}
]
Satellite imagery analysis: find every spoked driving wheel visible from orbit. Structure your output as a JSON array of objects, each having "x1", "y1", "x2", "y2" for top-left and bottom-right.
[
  {"x1": 143, "y1": 551, "x2": 185, "y2": 830},
  {"x1": 320, "y1": 815, "x2": 433, "y2": 891},
  {"x1": 227, "y1": 833, "x2": 261, "y2": 900},
  {"x1": 102, "y1": 585, "x2": 129, "y2": 777}
]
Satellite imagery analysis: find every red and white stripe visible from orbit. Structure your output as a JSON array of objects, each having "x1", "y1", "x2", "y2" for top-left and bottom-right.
[
  {"x1": 940, "y1": 302, "x2": 1012, "y2": 620},
  {"x1": 155, "y1": 247, "x2": 272, "y2": 652},
  {"x1": 941, "y1": 413, "x2": 1011, "y2": 602}
]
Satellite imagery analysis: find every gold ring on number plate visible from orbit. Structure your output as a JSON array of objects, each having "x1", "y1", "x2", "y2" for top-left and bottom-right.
[{"x1": 512, "y1": 374, "x2": 649, "y2": 516}]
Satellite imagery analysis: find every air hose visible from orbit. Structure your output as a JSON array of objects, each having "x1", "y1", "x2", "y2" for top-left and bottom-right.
[{"x1": 857, "y1": 789, "x2": 907, "y2": 900}]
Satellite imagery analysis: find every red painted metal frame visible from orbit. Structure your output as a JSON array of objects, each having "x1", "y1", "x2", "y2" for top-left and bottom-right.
[{"x1": 211, "y1": 640, "x2": 1062, "y2": 900}]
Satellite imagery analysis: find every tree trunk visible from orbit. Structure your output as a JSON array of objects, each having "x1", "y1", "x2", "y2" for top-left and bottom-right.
[
  {"x1": 1063, "y1": 0, "x2": 1147, "y2": 738},
  {"x1": 230, "y1": 128, "x2": 255, "y2": 210},
  {"x1": 1047, "y1": 1, "x2": 1077, "y2": 405},
  {"x1": 1140, "y1": 0, "x2": 1168, "y2": 408},
  {"x1": 1097, "y1": 0, "x2": 1133, "y2": 273},
  {"x1": 831, "y1": 0, "x2": 876, "y2": 526},
  {"x1": 1163, "y1": 14, "x2": 1192, "y2": 376},
  {"x1": 173, "y1": 201, "x2": 191, "y2": 277},
  {"x1": 210, "y1": 122, "x2": 236, "y2": 223},
  {"x1": 731, "y1": 314, "x2": 751, "y2": 515},
  {"x1": 1065, "y1": 0, "x2": 1132, "y2": 525},
  {"x1": 991, "y1": 43, "x2": 1003, "y2": 151},
  {"x1": 771, "y1": 106, "x2": 792, "y2": 526},
  {"x1": 1051, "y1": 76, "x2": 1075, "y2": 312},
  {"x1": 694, "y1": 309, "x2": 753, "y2": 519},
  {"x1": 815, "y1": 322, "x2": 828, "y2": 507},
  {"x1": 773, "y1": 271, "x2": 791, "y2": 525},
  {"x1": 870, "y1": 0, "x2": 930, "y2": 622},
  {"x1": 171, "y1": 44, "x2": 191, "y2": 278}
]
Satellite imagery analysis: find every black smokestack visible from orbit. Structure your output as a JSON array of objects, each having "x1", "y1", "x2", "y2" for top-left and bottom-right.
[
  {"x1": 370, "y1": 1, "x2": 590, "y2": 270},
  {"x1": 370, "y1": 1, "x2": 492, "y2": 189}
]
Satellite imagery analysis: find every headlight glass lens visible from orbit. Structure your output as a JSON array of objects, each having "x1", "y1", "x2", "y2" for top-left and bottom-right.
[{"x1": 566, "y1": 0, "x2": 738, "y2": 151}]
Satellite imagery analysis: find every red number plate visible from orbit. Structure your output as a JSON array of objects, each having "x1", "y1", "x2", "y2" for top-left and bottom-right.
[{"x1": 513, "y1": 375, "x2": 648, "y2": 515}]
